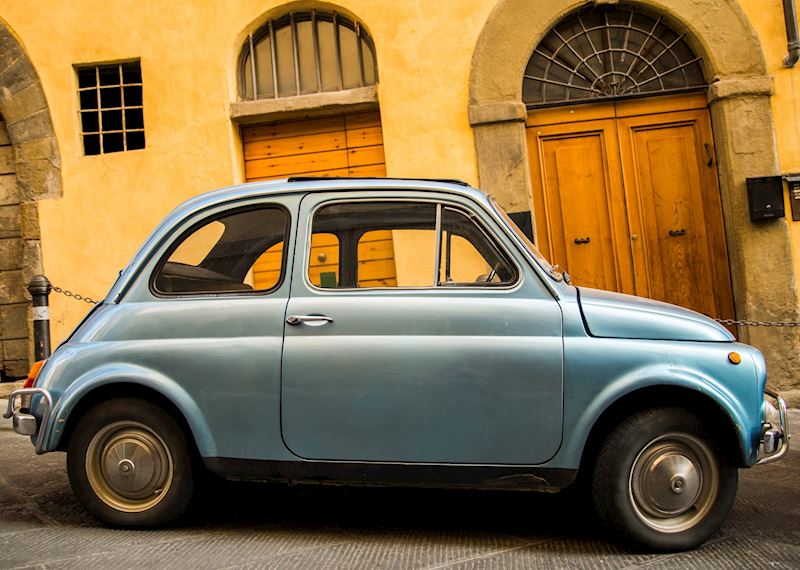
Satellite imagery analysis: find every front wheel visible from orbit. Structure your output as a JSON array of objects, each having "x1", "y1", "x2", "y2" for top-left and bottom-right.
[
  {"x1": 67, "y1": 398, "x2": 194, "y2": 527},
  {"x1": 592, "y1": 407, "x2": 737, "y2": 551}
]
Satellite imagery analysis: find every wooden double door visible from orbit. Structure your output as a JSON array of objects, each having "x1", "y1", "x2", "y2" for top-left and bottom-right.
[{"x1": 527, "y1": 94, "x2": 734, "y2": 321}]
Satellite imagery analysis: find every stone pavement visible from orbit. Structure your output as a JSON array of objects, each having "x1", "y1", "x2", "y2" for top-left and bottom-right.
[{"x1": 0, "y1": 403, "x2": 797, "y2": 569}]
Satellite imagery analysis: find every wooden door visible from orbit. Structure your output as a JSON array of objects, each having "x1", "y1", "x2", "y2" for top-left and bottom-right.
[
  {"x1": 616, "y1": 105, "x2": 734, "y2": 319},
  {"x1": 527, "y1": 117, "x2": 634, "y2": 294},
  {"x1": 527, "y1": 94, "x2": 734, "y2": 320},
  {"x1": 242, "y1": 111, "x2": 394, "y2": 289}
]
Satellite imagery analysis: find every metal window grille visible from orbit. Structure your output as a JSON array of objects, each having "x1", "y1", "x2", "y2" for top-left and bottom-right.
[
  {"x1": 239, "y1": 11, "x2": 378, "y2": 100},
  {"x1": 523, "y1": 6, "x2": 706, "y2": 108},
  {"x1": 76, "y1": 61, "x2": 145, "y2": 155}
]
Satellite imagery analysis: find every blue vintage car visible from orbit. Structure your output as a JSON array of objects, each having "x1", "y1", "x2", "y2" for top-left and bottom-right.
[{"x1": 4, "y1": 178, "x2": 790, "y2": 550}]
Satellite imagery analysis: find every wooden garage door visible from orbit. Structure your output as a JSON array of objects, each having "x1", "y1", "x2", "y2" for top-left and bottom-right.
[
  {"x1": 243, "y1": 111, "x2": 386, "y2": 181},
  {"x1": 242, "y1": 112, "x2": 394, "y2": 288}
]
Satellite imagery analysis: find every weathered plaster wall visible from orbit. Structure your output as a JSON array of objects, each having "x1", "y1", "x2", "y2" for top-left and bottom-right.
[{"x1": 740, "y1": 0, "x2": 800, "y2": 290}]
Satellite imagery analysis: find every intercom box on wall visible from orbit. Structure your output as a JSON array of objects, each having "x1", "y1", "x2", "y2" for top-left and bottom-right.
[{"x1": 746, "y1": 176, "x2": 785, "y2": 222}]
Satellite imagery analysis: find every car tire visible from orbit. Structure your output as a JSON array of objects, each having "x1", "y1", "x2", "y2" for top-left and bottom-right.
[
  {"x1": 67, "y1": 397, "x2": 194, "y2": 527},
  {"x1": 592, "y1": 407, "x2": 737, "y2": 551}
]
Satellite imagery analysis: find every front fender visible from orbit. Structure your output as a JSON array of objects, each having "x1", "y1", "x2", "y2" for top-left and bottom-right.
[
  {"x1": 42, "y1": 363, "x2": 217, "y2": 457},
  {"x1": 559, "y1": 363, "x2": 758, "y2": 468}
]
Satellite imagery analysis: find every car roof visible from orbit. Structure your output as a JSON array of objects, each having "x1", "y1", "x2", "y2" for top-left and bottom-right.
[
  {"x1": 106, "y1": 177, "x2": 490, "y2": 302},
  {"x1": 172, "y1": 177, "x2": 486, "y2": 214}
]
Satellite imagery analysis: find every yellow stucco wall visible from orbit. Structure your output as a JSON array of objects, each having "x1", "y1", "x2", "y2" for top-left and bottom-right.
[
  {"x1": 740, "y1": 0, "x2": 800, "y2": 295},
  {"x1": 0, "y1": 0, "x2": 798, "y2": 342}
]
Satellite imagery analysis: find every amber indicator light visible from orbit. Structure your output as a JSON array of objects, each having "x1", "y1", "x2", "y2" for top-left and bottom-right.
[{"x1": 728, "y1": 352, "x2": 742, "y2": 365}]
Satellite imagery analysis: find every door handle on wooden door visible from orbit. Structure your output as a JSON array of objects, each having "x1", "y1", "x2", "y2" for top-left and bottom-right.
[{"x1": 668, "y1": 229, "x2": 686, "y2": 237}]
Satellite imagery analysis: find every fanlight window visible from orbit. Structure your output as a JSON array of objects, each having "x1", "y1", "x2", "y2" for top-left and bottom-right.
[
  {"x1": 240, "y1": 11, "x2": 378, "y2": 100},
  {"x1": 523, "y1": 6, "x2": 706, "y2": 107}
]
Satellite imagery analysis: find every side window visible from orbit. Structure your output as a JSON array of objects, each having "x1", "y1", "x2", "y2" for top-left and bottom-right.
[
  {"x1": 154, "y1": 207, "x2": 288, "y2": 295},
  {"x1": 310, "y1": 202, "x2": 437, "y2": 288},
  {"x1": 308, "y1": 201, "x2": 517, "y2": 289}
]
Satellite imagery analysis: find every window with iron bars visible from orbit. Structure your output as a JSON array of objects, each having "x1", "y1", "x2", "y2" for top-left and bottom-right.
[
  {"x1": 239, "y1": 11, "x2": 378, "y2": 100},
  {"x1": 76, "y1": 61, "x2": 145, "y2": 155}
]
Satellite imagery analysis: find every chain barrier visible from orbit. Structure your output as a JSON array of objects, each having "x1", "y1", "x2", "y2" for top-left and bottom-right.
[
  {"x1": 44, "y1": 283, "x2": 800, "y2": 326},
  {"x1": 714, "y1": 318, "x2": 800, "y2": 328},
  {"x1": 51, "y1": 285, "x2": 99, "y2": 305}
]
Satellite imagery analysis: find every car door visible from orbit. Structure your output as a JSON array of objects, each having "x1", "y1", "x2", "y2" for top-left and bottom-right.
[{"x1": 281, "y1": 190, "x2": 564, "y2": 465}]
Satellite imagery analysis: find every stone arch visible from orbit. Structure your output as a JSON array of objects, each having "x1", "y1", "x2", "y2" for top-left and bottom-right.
[
  {"x1": 468, "y1": 0, "x2": 799, "y2": 388},
  {"x1": 0, "y1": 20, "x2": 61, "y2": 378}
]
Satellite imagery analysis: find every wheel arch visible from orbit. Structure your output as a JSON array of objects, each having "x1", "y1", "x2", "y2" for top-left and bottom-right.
[
  {"x1": 46, "y1": 369, "x2": 217, "y2": 458},
  {"x1": 577, "y1": 384, "x2": 750, "y2": 475}
]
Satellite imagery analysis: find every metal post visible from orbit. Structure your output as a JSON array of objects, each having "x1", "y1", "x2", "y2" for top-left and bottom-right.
[{"x1": 27, "y1": 275, "x2": 52, "y2": 361}]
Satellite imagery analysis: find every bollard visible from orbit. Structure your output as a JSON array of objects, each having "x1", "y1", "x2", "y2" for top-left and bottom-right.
[{"x1": 28, "y1": 275, "x2": 52, "y2": 361}]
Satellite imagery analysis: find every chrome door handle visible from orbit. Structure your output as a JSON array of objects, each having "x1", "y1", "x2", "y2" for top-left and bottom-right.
[{"x1": 286, "y1": 315, "x2": 334, "y2": 325}]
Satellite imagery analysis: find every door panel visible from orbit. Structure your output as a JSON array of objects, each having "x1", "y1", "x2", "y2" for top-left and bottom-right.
[
  {"x1": 618, "y1": 110, "x2": 734, "y2": 319},
  {"x1": 527, "y1": 120, "x2": 633, "y2": 294},
  {"x1": 280, "y1": 192, "x2": 564, "y2": 465}
]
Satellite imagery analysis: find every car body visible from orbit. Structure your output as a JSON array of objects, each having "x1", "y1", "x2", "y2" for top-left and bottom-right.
[{"x1": 5, "y1": 177, "x2": 790, "y2": 550}]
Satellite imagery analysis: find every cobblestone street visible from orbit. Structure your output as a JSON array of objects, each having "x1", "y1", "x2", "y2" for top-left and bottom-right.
[{"x1": 0, "y1": 404, "x2": 797, "y2": 569}]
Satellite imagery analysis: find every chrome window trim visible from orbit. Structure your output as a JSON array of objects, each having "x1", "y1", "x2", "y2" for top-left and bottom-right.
[{"x1": 300, "y1": 196, "x2": 524, "y2": 294}]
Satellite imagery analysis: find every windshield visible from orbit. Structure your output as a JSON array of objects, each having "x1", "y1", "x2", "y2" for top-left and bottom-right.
[{"x1": 489, "y1": 197, "x2": 564, "y2": 282}]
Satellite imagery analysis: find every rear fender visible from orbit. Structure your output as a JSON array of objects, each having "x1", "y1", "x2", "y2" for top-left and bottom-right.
[{"x1": 42, "y1": 363, "x2": 216, "y2": 456}]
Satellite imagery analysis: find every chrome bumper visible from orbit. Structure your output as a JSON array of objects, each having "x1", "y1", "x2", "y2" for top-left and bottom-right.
[
  {"x1": 3, "y1": 388, "x2": 53, "y2": 454},
  {"x1": 756, "y1": 388, "x2": 790, "y2": 465}
]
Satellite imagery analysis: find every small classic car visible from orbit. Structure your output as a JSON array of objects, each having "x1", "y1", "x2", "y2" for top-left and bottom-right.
[{"x1": 5, "y1": 177, "x2": 789, "y2": 550}]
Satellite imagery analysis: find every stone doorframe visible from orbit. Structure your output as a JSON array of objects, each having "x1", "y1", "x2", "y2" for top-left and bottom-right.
[
  {"x1": 469, "y1": 0, "x2": 800, "y2": 388},
  {"x1": 0, "y1": 21, "x2": 61, "y2": 377}
]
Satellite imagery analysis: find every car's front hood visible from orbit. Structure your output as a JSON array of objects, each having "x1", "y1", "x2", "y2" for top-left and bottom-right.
[{"x1": 577, "y1": 287, "x2": 734, "y2": 342}]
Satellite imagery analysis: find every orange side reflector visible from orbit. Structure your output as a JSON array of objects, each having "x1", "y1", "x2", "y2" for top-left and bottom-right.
[{"x1": 23, "y1": 360, "x2": 46, "y2": 388}]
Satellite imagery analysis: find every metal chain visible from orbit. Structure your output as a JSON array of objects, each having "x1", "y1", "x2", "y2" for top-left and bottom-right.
[
  {"x1": 42, "y1": 284, "x2": 800, "y2": 326},
  {"x1": 714, "y1": 318, "x2": 800, "y2": 327},
  {"x1": 51, "y1": 285, "x2": 99, "y2": 305}
]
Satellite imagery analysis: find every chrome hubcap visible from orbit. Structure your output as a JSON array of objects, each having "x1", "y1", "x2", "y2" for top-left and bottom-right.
[
  {"x1": 629, "y1": 433, "x2": 719, "y2": 533},
  {"x1": 85, "y1": 421, "x2": 173, "y2": 513}
]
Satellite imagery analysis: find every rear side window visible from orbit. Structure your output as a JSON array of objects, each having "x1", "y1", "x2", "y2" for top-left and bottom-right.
[{"x1": 153, "y1": 206, "x2": 289, "y2": 295}]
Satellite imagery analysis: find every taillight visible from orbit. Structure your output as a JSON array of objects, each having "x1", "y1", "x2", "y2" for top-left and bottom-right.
[{"x1": 23, "y1": 360, "x2": 46, "y2": 388}]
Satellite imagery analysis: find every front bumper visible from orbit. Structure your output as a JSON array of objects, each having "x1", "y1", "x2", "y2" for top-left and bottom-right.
[
  {"x1": 756, "y1": 388, "x2": 790, "y2": 465},
  {"x1": 3, "y1": 388, "x2": 53, "y2": 454}
]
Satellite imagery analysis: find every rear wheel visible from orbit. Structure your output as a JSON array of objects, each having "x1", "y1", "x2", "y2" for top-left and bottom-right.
[
  {"x1": 67, "y1": 398, "x2": 194, "y2": 527},
  {"x1": 592, "y1": 407, "x2": 737, "y2": 551}
]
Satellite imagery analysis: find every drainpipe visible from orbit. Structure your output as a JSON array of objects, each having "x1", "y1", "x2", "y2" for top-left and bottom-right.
[{"x1": 783, "y1": 0, "x2": 800, "y2": 67}]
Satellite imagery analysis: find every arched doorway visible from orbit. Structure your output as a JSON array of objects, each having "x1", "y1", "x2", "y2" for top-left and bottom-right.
[
  {"x1": 468, "y1": 0, "x2": 800, "y2": 387},
  {"x1": 0, "y1": 22, "x2": 60, "y2": 379},
  {"x1": 523, "y1": 5, "x2": 734, "y2": 321}
]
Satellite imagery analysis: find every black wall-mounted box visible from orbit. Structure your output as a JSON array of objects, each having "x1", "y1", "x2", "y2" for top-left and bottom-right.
[{"x1": 746, "y1": 176, "x2": 785, "y2": 222}]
